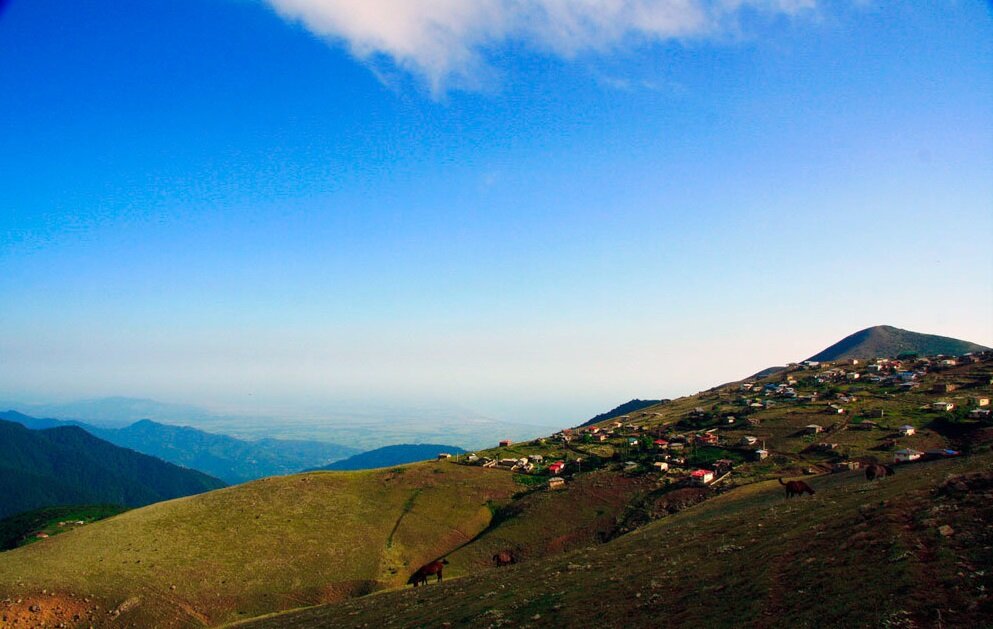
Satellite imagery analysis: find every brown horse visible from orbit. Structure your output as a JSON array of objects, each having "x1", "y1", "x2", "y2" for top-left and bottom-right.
[
  {"x1": 865, "y1": 464, "x2": 895, "y2": 481},
  {"x1": 493, "y1": 551, "x2": 515, "y2": 567},
  {"x1": 407, "y1": 559, "x2": 448, "y2": 587},
  {"x1": 779, "y1": 477, "x2": 815, "y2": 497}
]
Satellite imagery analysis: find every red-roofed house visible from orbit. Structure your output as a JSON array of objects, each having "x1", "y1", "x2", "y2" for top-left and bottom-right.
[
  {"x1": 548, "y1": 461, "x2": 566, "y2": 475},
  {"x1": 690, "y1": 469, "x2": 715, "y2": 485}
]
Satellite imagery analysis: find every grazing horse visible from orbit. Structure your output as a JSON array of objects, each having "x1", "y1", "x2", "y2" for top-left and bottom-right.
[
  {"x1": 493, "y1": 551, "x2": 515, "y2": 567},
  {"x1": 778, "y1": 477, "x2": 815, "y2": 497},
  {"x1": 865, "y1": 464, "x2": 895, "y2": 481},
  {"x1": 407, "y1": 559, "x2": 448, "y2": 587}
]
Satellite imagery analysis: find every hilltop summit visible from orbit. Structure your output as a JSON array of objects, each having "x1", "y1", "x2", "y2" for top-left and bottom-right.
[{"x1": 807, "y1": 325, "x2": 989, "y2": 362}]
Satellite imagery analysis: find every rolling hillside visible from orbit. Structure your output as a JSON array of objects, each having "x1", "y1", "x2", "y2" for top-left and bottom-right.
[
  {"x1": 0, "y1": 463, "x2": 518, "y2": 628},
  {"x1": 808, "y1": 325, "x2": 989, "y2": 361},
  {"x1": 0, "y1": 346, "x2": 990, "y2": 628},
  {"x1": 234, "y1": 453, "x2": 993, "y2": 629},
  {"x1": 0, "y1": 420, "x2": 225, "y2": 519},
  {"x1": 315, "y1": 443, "x2": 467, "y2": 471}
]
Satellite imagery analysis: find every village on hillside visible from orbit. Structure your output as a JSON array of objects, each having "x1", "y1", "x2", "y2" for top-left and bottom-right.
[{"x1": 452, "y1": 351, "x2": 993, "y2": 504}]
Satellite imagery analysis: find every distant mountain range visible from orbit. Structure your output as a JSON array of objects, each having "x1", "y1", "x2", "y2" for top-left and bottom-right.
[
  {"x1": 0, "y1": 396, "x2": 550, "y2": 451},
  {"x1": 314, "y1": 443, "x2": 468, "y2": 471},
  {"x1": 0, "y1": 411, "x2": 358, "y2": 484},
  {"x1": 578, "y1": 399, "x2": 664, "y2": 428},
  {"x1": 808, "y1": 325, "x2": 989, "y2": 362},
  {"x1": 0, "y1": 419, "x2": 225, "y2": 519}
]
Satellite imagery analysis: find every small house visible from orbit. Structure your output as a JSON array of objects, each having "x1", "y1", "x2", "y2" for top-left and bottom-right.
[
  {"x1": 652, "y1": 461, "x2": 669, "y2": 473},
  {"x1": 547, "y1": 461, "x2": 566, "y2": 475},
  {"x1": 753, "y1": 449, "x2": 769, "y2": 461},
  {"x1": 623, "y1": 461, "x2": 639, "y2": 472},
  {"x1": 894, "y1": 448, "x2": 923, "y2": 463},
  {"x1": 499, "y1": 439, "x2": 513, "y2": 447},
  {"x1": 739, "y1": 435, "x2": 758, "y2": 446},
  {"x1": 668, "y1": 442, "x2": 685, "y2": 452},
  {"x1": 931, "y1": 402, "x2": 955, "y2": 412},
  {"x1": 595, "y1": 433, "x2": 608, "y2": 442},
  {"x1": 846, "y1": 372, "x2": 860, "y2": 381},
  {"x1": 969, "y1": 409, "x2": 992, "y2": 419},
  {"x1": 437, "y1": 453, "x2": 453, "y2": 460},
  {"x1": 547, "y1": 477, "x2": 566, "y2": 490},
  {"x1": 804, "y1": 424, "x2": 824, "y2": 434},
  {"x1": 898, "y1": 425, "x2": 915, "y2": 436},
  {"x1": 689, "y1": 469, "x2": 715, "y2": 485},
  {"x1": 528, "y1": 454, "x2": 544, "y2": 463},
  {"x1": 466, "y1": 453, "x2": 480, "y2": 463},
  {"x1": 696, "y1": 432, "x2": 719, "y2": 446},
  {"x1": 714, "y1": 459, "x2": 735, "y2": 473},
  {"x1": 627, "y1": 437, "x2": 640, "y2": 446},
  {"x1": 972, "y1": 397, "x2": 990, "y2": 407}
]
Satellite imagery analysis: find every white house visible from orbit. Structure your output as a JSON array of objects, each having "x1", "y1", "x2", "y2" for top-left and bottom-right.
[
  {"x1": 932, "y1": 401, "x2": 955, "y2": 412},
  {"x1": 894, "y1": 449, "x2": 923, "y2": 463},
  {"x1": 652, "y1": 461, "x2": 669, "y2": 473},
  {"x1": 898, "y1": 425, "x2": 916, "y2": 436}
]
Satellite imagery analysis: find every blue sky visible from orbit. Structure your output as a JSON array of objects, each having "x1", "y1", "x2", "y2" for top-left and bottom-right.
[{"x1": 1, "y1": 0, "x2": 991, "y2": 427}]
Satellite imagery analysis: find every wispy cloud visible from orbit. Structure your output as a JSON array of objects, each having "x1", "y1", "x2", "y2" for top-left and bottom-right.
[{"x1": 265, "y1": 0, "x2": 816, "y2": 94}]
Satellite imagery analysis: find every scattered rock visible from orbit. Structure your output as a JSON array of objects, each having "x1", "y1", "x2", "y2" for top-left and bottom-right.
[{"x1": 939, "y1": 525, "x2": 955, "y2": 537}]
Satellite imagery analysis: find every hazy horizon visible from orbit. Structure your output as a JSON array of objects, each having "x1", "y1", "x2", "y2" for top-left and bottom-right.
[{"x1": 2, "y1": 1, "x2": 991, "y2": 430}]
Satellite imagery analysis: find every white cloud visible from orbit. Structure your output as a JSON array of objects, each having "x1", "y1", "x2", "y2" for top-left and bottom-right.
[{"x1": 265, "y1": 0, "x2": 816, "y2": 93}]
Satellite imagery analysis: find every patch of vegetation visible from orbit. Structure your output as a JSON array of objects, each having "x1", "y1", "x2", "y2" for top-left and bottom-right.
[{"x1": 0, "y1": 504, "x2": 127, "y2": 551}]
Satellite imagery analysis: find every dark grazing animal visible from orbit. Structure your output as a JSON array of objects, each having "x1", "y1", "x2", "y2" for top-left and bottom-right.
[
  {"x1": 407, "y1": 559, "x2": 449, "y2": 587},
  {"x1": 778, "y1": 477, "x2": 815, "y2": 497},
  {"x1": 865, "y1": 464, "x2": 895, "y2": 481},
  {"x1": 493, "y1": 551, "x2": 515, "y2": 567}
]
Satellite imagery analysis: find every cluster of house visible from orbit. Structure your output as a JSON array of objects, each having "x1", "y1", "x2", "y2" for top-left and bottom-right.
[{"x1": 548, "y1": 418, "x2": 652, "y2": 445}]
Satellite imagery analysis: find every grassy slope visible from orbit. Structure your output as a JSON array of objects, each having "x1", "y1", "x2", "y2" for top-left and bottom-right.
[
  {"x1": 444, "y1": 470, "x2": 656, "y2": 575},
  {"x1": 0, "y1": 462, "x2": 517, "y2": 628},
  {"x1": 233, "y1": 452, "x2": 993, "y2": 629}
]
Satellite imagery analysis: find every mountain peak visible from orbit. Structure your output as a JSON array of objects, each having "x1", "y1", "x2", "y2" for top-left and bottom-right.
[{"x1": 807, "y1": 325, "x2": 990, "y2": 362}]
